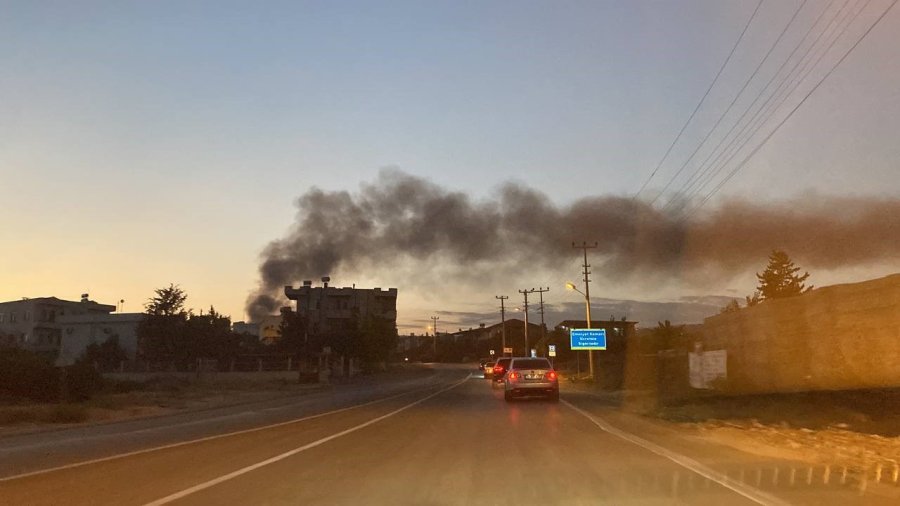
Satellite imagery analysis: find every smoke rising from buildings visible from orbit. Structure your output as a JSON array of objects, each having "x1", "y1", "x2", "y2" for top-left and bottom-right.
[{"x1": 246, "y1": 169, "x2": 900, "y2": 321}]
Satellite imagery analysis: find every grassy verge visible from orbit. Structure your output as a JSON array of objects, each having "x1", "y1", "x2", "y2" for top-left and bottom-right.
[
  {"x1": 0, "y1": 404, "x2": 89, "y2": 425},
  {"x1": 0, "y1": 366, "x2": 427, "y2": 431}
]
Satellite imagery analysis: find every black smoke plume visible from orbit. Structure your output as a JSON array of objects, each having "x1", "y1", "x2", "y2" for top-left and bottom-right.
[{"x1": 247, "y1": 169, "x2": 900, "y2": 321}]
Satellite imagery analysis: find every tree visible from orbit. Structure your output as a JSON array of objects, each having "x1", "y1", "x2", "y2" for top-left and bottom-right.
[
  {"x1": 756, "y1": 250, "x2": 812, "y2": 300},
  {"x1": 138, "y1": 284, "x2": 190, "y2": 363},
  {"x1": 145, "y1": 284, "x2": 188, "y2": 316},
  {"x1": 653, "y1": 320, "x2": 691, "y2": 350},
  {"x1": 745, "y1": 291, "x2": 760, "y2": 307},
  {"x1": 276, "y1": 308, "x2": 313, "y2": 355},
  {"x1": 185, "y1": 306, "x2": 239, "y2": 363},
  {"x1": 720, "y1": 299, "x2": 741, "y2": 314},
  {"x1": 354, "y1": 316, "x2": 398, "y2": 370},
  {"x1": 83, "y1": 336, "x2": 129, "y2": 371}
]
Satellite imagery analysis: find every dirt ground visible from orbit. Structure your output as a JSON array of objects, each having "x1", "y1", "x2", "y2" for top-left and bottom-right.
[{"x1": 655, "y1": 388, "x2": 900, "y2": 477}]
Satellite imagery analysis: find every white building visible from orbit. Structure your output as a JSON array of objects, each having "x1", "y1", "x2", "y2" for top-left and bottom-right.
[
  {"x1": 56, "y1": 312, "x2": 143, "y2": 366},
  {"x1": 0, "y1": 295, "x2": 141, "y2": 364}
]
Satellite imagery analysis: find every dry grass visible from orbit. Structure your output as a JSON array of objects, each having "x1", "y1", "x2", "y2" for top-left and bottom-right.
[{"x1": 0, "y1": 404, "x2": 88, "y2": 425}]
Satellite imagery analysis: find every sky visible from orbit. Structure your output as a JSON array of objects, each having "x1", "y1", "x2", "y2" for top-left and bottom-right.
[{"x1": 2, "y1": 0, "x2": 899, "y2": 333}]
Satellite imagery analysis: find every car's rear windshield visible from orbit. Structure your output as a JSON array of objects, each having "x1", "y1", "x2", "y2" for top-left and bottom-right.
[
  {"x1": 511, "y1": 359, "x2": 551, "y2": 369},
  {"x1": 496, "y1": 358, "x2": 512, "y2": 367}
]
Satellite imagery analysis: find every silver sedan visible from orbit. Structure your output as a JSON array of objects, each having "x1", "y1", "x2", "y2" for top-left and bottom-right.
[{"x1": 503, "y1": 357, "x2": 559, "y2": 402}]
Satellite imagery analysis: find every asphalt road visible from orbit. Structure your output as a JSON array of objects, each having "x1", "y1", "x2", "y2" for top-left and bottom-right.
[{"x1": 0, "y1": 365, "x2": 896, "y2": 505}]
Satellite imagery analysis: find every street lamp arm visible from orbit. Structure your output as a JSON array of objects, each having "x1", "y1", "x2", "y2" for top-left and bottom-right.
[{"x1": 565, "y1": 282, "x2": 585, "y2": 296}]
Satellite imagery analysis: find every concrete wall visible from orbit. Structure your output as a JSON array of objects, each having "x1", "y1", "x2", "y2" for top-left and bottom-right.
[{"x1": 700, "y1": 273, "x2": 900, "y2": 394}]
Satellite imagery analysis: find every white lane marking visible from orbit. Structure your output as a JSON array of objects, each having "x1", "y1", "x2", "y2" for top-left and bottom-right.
[
  {"x1": 562, "y1": 400, "x2": 791, "y2": 506},
  {"x1": 143, "y1": 376, "x2": 470, "y2": 506},
  {"x1": 0, "y1": 376, "x2": 464, "y2": 483}
]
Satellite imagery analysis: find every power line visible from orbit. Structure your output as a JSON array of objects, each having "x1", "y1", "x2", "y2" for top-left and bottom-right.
[
  {"x1": 679, "y1": 0, "x2": 868, "y2": 211},
  {"x1": 632, "y1": 0, "x2": 764, "y2": 201},
  {"x1": 681, "y1": 0, "x2": 898, "y2": 218},
  {"x1": 678, "y1": 0, "x2": 871, "y2": 213},
  {"x1": 664, "y1": 0, "x2": 850, "y2": 212},
  {"x1": 647, "y1": 0, "x2": 811, "y2": 207}
]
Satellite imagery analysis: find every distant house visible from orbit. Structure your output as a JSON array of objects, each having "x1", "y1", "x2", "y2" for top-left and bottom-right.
[
  {"x1": 231, "y1": 321, "x2": 260, "y2": 337},
  {"x1": 0, "y1": 295, "x2": 141, "y2": 364},
  {"x1": 233, "y1": 316, "x2": 284, "y2": 344},
  {"x1": 448, "y1": 318, "x2": 543, "y2": 358}
]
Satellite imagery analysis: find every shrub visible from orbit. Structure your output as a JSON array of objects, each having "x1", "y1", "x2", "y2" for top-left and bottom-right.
[
  {"x1": 0, "y1": 407, "x2": 40, "y2": 425},
  {"x1": 65, "y1": 359, "x2": 104, "y2": 401},
  {"x1": 44, "y1": 404, "x2": 88, "y2": 423},
  {"x1": 104, "y1": 378, "x2": 145, "y2": 394},
  {"x1": 0, "y1": 348, "x2": 59, "y2": 402}
]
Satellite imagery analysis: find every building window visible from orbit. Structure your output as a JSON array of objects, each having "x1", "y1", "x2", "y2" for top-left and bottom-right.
[
  {"x1": 24, "y1": 311, "x2": 31, "y2": 321},
  {"x1": 0, "y1": 313, "x2": 5, "y2": 323},
  {"x1": 9, "y1": 312, "x2": 16, "y2": 323}
]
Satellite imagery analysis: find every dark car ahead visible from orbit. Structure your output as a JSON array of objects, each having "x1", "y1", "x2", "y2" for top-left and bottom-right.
[{"x1": 491, "y1": 357, "x2": 513, "y2": 388}]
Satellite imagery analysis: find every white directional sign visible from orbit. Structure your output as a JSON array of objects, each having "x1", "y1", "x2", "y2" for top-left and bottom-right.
[
  {"x1": 548, "y1": 344, "x2": 557, "y2": 357},
  {"x1": 489, "y1": 349, "x2": 495, "y2": 356}
]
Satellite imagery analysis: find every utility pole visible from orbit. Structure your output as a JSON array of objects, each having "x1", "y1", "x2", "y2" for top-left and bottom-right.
[
  {"x1": 533, "y1": 287, "x2": 549, "y2": 355},
  {"x1": 495, "y1": 295, "x2": 509, "y2": 356},
  {"x1": 430, "y1": 315, "x2": 440, "y2": 361},
  {"x1": 518, "y1": 288, "x2": 535, "y2": 356},
  {"x1": 573, "y1": 241, "x2": 598, "y2": 380}
]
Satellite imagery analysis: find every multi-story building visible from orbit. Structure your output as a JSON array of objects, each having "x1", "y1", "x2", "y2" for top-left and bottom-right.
[
  {"x1": 0, "y1": 295, "x2": 141, "y2": 364},
  {"x1": 284, "y1": 277, "x2": 398, "y2": 336},
  {"x1": 0, "y1": 296, "x2": 115, "y2": 357}
]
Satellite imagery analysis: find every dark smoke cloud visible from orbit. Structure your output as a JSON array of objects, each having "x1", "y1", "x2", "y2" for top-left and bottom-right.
[{"x1": 246, "y1": 169, "x2": 900, "y2": 321}]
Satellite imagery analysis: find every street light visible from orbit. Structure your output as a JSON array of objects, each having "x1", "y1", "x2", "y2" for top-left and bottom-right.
[{"x1": 565, "y1": 281, "x2": 594, "y2": 380}]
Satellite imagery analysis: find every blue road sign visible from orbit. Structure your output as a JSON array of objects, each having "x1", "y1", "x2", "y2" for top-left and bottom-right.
[{"x1": 570, "y1": 329, "x2": 607, "y2": 350}]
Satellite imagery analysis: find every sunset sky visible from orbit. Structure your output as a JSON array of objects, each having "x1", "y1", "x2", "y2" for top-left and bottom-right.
[{"x1": 3, "y1": 1, "x2": 899, "y2": 332}]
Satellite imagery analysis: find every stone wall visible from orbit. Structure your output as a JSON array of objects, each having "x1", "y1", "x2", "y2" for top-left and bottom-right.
[{"x1": 700, "y1": 274, "x2": 900, "y2": 394}]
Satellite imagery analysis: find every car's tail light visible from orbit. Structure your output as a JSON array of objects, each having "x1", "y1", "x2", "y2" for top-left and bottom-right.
[
  {"x1": 508, "y1": 371, "x2": 519, "y2": 381},
  {"x1": 493, "y1": 366, "x2": 502, "y2": 374},
  {"x1": 546, "y1": 371, "x2": 558, "y2": 381}
]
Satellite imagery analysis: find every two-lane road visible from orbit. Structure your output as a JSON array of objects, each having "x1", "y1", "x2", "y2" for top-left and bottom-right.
[{"x1": 0, "y1": 366, "x2": 895, "y2": 505}]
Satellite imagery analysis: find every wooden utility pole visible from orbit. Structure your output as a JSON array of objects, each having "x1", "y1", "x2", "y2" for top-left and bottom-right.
[
  {"x1": 518, "y1": 288, "x2": 535, "y2": 356},
  {"x1": 533, "y1": 287, "x2": 549, "y2": 355},
  {"x1": 573, "y1": 241, "x2": 598, "y2": 380},
  {"x1": 430, "y1": 315, "x2": 440, "y2": 360},
  {"x1": 495, "y1": 295, "x2": 509, "y2": 355}
]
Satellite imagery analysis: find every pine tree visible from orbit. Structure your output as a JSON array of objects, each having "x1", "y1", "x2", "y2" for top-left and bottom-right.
[{"x1": 756, "y1": 250, "x2": 812, "y2": 300}]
